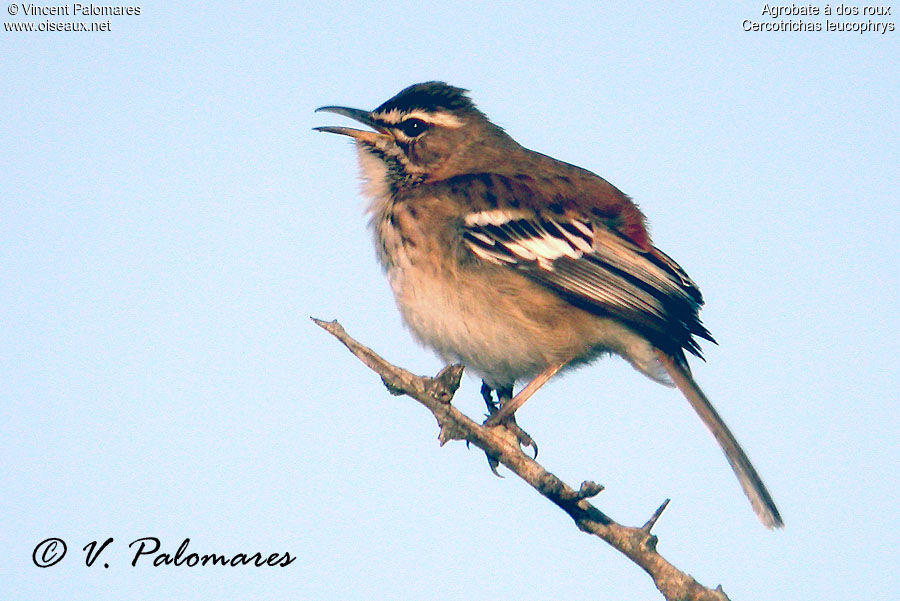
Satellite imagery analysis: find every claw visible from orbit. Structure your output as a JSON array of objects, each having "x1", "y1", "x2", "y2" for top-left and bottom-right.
[
  {"x1": 486, "y1": 452, "x2": 503, "y2": 477},
  {"x1": 479, "y1": 380, "x2": 538, "y2": 462},
  {"x1": 483, "y1": 415, "x2": 539, "y2": 457}
]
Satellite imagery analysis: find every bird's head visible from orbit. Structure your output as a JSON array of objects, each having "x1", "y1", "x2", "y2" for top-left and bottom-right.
[{"x1": 315, "y1": 82, "x2": 515, "y2": 187}]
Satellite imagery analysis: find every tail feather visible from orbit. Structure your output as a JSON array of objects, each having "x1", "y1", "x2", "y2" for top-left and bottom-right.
[{"x1": 656, "y1": 351, "x2": 783, "y2": 529}]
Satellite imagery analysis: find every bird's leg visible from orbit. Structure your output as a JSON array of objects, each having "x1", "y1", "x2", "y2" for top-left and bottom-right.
[
  {"x1": 483, "y1": 362, "x2": 564, "y2": 427},
  {"x1": 480, "y1": 381, "x2": 500, "y2": 414},
  {"x1": 482, "y1": 383, "x2": 538, "y2": 458},
  {"x1": 479, "y1": 382, "x2": 504, "y2": 475}
]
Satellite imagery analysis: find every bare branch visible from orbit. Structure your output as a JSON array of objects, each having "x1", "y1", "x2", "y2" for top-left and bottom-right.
[{"x1": 313, "y1": 317, "x2": 732, "y2": 601}]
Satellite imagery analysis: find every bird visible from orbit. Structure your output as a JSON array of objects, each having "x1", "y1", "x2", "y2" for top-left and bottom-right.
[{"x1": 314, "y1": 81, "x2": 783, "y2": 529}]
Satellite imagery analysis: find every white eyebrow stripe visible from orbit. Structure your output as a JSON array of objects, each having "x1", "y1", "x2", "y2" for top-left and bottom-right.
[
  {"x1": 406, "y1": 110, "x2": 464, "y2": 128},
  {"x1": 375, "y1": 109, "x2": 464, "y2": 128}
]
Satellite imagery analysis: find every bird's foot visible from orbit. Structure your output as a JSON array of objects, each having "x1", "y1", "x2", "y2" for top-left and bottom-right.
[
  {"x1": 483, "y1": 412, "x2": 538, "y2": 459},
  {"x1": 478, "y1": 382, "x2": 538, "y2": 471}
]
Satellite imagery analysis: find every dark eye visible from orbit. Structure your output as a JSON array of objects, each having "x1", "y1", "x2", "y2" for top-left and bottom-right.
[{"x1": 398, "y1": 118, "x2": 428, "y2": 138}]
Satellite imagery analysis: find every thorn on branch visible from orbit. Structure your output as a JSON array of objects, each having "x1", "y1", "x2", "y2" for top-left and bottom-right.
[
  {"x1": 382, "y1": 377, "x2": 405, "y2": 396},
  {"x1": 642, "y1": 498, "x2": 671, "y2": 534},
  {"x1": 426, "y1": 364, "x2": 464, "y2": 403},
  {"x1": 575, "y1": 480, "x2": 605, "y2": 500},
  {"x1": 438, "y1": 422, "x2": 467, "y2": 446}
]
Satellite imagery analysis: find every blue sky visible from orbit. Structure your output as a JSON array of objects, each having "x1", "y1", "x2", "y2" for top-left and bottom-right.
[{"x1": 3, "y1": 2, "x2": 898, "y2": 599}]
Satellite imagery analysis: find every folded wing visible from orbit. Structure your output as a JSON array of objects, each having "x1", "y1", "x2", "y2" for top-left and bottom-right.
[{"x1": 463, "y1": 209, "x2": 714, "y2": 360}]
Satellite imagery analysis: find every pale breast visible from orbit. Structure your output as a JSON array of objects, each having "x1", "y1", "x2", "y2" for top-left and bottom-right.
[
  {"x1": 355, "y1": 144, "x2": 669, "y2": 388},
  {"x1": 386, "y1": 247, "x2": 667, "y2": 388}
]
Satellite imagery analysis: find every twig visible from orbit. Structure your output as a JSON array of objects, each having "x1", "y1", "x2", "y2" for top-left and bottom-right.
[
  {"x1": 642, "y1": 498, "x2": 671, "y2": 534},
  {"x1": 312, "y1": 317, "x2": 731, "y2": 601}
]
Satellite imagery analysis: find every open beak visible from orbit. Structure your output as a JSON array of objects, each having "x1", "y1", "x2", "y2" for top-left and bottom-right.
[{"x1": 314, "y1": 106, "x2": 390, "y2": 145}]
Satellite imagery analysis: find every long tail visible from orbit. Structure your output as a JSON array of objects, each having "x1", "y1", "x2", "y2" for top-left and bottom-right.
[{"x1": 656, "y1": 350, "x2": 783, "y2": 529}]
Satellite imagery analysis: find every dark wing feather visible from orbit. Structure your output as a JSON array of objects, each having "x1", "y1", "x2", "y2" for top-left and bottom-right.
[{"x1": 463, "y1": 211, "x2": 714, "y2": 358}]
